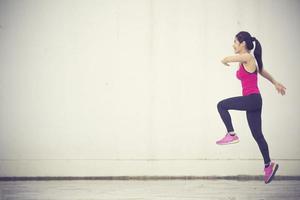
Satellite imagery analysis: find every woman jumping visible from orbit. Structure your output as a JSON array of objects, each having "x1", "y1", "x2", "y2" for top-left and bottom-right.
[{"x1": 216, "y1": 31, "x2": 286, "y2": 184}]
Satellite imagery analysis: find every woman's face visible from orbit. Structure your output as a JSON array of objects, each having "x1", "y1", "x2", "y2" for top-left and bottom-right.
[{"x1": 232, "y1": 37, "x2": 243, "y2": 54}]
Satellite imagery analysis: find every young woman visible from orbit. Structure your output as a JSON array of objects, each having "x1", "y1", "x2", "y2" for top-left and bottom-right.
[{"x1": 216, "y1": 31, "x2": 286, "y2": 184}]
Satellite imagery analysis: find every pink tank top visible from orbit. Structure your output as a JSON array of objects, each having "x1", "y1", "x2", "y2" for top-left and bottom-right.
[{"x1": 236, "y1": 64, "x2": 260, "y2": 96}]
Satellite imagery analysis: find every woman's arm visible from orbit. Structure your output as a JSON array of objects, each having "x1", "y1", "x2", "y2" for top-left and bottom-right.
[
  {"x1": 259, "y1": 68, "x2": 275, "y2": 84},
  {"x1": 259, "y1": 69, "x2": 286, "y2": 95},
  {"x1": 221, "y1": 54, "x2": 251, "y2": 66}
]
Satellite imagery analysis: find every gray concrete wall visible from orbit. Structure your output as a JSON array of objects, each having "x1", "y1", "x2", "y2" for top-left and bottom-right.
[{"x1": 0, "y1": 0, "x2": 299, "y2": 176}]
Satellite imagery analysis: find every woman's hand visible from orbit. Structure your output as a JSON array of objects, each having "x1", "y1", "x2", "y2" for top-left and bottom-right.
[
  {"x1": 221, "y1": 58, "x2": 230, "y2": 66},
  {"x1": 274, "y1": 81, "x2": 286, "y2": 95}
]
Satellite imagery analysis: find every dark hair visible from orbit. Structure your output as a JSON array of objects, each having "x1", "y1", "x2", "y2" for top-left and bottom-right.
[{"x1": 235, "y1": 31, "x2": 263, "y2": 72}]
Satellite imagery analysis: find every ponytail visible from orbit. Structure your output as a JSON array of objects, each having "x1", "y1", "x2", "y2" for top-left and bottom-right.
[
  {"x1": 236, "y1": 32, "x2": 264, "y2": 72},
  {"x1": 252, "y1": 37, "x2": 263, "y2": 72}
]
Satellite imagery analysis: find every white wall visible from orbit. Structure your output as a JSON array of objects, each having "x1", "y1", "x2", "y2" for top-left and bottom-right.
[{"x1": 0, "y1": 0, "x2": 299, "y2": 176}]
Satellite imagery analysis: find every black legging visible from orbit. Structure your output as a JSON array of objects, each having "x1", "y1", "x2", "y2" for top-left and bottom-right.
[{"x1": 217, "y1": 93, "x2": 271, "y2": 165}]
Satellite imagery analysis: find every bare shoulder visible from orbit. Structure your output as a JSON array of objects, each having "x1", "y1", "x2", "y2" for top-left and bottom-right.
[
  {"x1": 243, "y1": 53, "x2": 257, "y2": 73},
  {"x1": 241, "y1": 53, "x2": 252, "y2": 60}
]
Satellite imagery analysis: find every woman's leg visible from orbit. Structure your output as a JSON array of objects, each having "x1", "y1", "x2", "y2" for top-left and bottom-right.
[
  {"x1": 246, "y1": 110, "x2": 271, "y2": 165},
  {"x1": 246, "y1": 108, "x2": 278, "y2": 184},
  {"x1": 217, "y1": 94, "x2": 261, "y2": 132}
]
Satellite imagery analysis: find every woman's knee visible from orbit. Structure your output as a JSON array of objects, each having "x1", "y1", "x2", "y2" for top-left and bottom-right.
[{"x1": 217, "y1": 101, "x2": 224, "y2": 111}]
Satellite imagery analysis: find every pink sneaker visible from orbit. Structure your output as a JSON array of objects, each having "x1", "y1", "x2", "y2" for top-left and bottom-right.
[
  {"x1": 216, "y1": 133, "x2": 239, "y2": 145},
  {"x1": 264, "y1": 162, "x2": 279, "y2": 184}
]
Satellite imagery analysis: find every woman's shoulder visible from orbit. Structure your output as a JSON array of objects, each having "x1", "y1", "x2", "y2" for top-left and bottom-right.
[
  {"x1": 240, "y1": 52, "x2": 253, "y2": 61},
  {"x1": 243, "y1": 55, "x2": 257, "y2": 73}
]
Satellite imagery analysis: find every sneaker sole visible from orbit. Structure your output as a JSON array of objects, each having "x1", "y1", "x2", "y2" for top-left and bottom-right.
[
  {"x1": 216, "y1": 139, "x2": 240, "y2": 145},
  {"x1": 265, "y1": 164, "x2": 279, "y2": 184}
]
